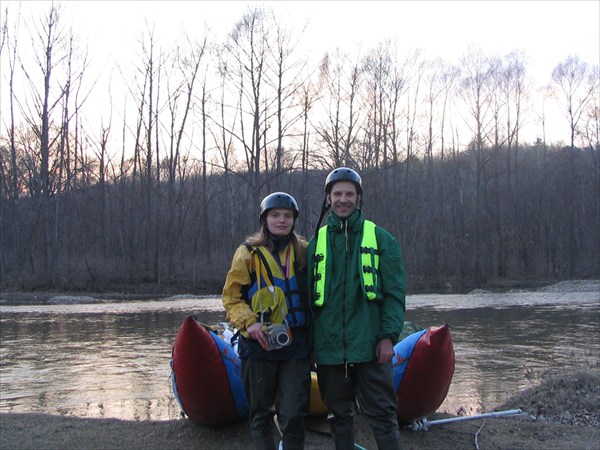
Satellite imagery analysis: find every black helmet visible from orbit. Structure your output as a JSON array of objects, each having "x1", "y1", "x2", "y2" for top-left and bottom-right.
[
  {"x1": 325, "y1": 167, "x2": 362, "y2": 194},
  {"x1": 259, "y1": 192, "x2": 299, "y2": 223}
]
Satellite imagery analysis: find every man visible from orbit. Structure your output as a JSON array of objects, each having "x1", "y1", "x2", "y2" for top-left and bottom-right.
[{"x1": 307, "y1": 167, "x2": 406, "y2": 450}]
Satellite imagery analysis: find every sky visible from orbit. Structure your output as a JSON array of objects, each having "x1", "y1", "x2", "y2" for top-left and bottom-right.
[
  {"x1": 60, "y1": 0, "x2": 600, "y2": 84},
  {"x1": 1, "y1": 0, "x2": 599, "y2": 144}
]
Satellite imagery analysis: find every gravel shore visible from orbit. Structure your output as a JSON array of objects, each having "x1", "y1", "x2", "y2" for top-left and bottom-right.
[
  {"x1": 1, "y1": 407, "x2": 598, "y2": 450},
  {"x1": 2, "y1": 366, "x2": 599, "y2": 450}
]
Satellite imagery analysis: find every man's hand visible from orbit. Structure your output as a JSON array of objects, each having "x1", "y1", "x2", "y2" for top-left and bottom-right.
[
  {"x1": 247, "y1": 322, "x2": 268, "y2": 350},
  {"x1": 376, "y1": 338, "x2": 394, "y2": 364}
]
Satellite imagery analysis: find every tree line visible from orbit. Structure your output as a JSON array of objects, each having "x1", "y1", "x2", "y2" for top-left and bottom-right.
[{"x1": 0, "y1": 4, "x2": 598, "y2": 294}]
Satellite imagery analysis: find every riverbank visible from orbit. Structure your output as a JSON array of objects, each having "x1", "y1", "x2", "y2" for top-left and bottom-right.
[
  {"x1": 1, "y1": 366, "x2": 598, "y2": 450},
  {"x1": 5, "y1": 277, "x2": 598, "y2": 301},
  {"x1": 1, "y1": 279, "x2": 598, "y2": 304},
  {"x1": 0, "y1": 412, "x2": 596, "y2": 450}
]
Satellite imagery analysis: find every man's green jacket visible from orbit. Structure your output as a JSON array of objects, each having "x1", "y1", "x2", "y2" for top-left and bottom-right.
[{"x1": 307, "y1": 209, "x2": 406, "y2": 365}]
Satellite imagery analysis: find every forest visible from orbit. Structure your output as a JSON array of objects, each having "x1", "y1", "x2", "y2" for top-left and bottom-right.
[{"x1": 0, "y1": 4, "x2": 598, "y2": 294}]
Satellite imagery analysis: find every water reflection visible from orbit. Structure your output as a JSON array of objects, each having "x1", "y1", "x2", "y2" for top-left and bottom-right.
[
  {"x1": 1, "y1": 291, "x2": 598, "y2": 421},
  {"x1": 406, "y1": 300, "x2": 600, "y2": 414}
]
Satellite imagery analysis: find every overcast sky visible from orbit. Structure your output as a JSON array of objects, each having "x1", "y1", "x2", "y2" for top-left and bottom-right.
[
  {"x1": 2, "y1": 0, "x2": 599, "y2": 144},
  {"x1": 6, "y1": 1, "x2": 598, "y2": 82}
]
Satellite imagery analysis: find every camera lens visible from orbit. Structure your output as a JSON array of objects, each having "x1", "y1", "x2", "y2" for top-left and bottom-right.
[{"x1": 276, "y1": 332, "x2": 290, "y2": 346}]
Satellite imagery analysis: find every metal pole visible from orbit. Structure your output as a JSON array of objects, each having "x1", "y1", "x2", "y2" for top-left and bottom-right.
[{"x1": 409, "y1": 409, "x2": 524, "y2": 431}]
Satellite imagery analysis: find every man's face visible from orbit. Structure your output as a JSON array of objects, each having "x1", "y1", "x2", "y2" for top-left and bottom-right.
[{"x1": 328, "y1": 181, "x2": 360, "y2": 219}]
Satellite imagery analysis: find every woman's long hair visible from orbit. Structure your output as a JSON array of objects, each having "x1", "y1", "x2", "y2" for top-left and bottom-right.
[{"x1": 245, "y1": 226, "x2": 307, "y2": 269}]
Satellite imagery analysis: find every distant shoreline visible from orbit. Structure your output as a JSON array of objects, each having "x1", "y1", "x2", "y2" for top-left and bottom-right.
[{"x1": 1, "y1": 278, "x2": 598, "y2": 304}]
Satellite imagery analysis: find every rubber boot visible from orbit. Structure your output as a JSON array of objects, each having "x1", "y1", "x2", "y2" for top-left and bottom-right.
[
  {"x1": 328, "y1": 414, "x2": 355, "y2": 450},
  {"x1": 373, "y1": 429, "x2": 402, "y2": 450},
  {"x1": 250, "y1": 429, "x2": 276, "y2": 450}
]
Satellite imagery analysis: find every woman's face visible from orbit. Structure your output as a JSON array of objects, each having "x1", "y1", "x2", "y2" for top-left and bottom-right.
[{"x1": 265, "y1": 208, "x2": 294, "y2": 237}]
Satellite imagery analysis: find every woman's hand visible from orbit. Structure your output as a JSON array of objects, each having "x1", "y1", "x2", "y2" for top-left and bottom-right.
[{"x1": 247, "y1": 322, "x2": 268, "y2": 350}]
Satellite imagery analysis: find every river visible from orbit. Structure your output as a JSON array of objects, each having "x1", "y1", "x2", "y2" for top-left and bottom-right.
[{"x1": 1, "y1": 280, "x2": 598, "y2": 421}]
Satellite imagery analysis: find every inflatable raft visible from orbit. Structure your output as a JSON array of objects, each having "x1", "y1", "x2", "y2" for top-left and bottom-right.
[
  {"x1": 170, "y1": 315, "x2": 248, "y2": 425},
  {"x1": 393, "y1": 324, "x2": 455, "y2": 422},
  {"x1": 171, "y1": 316, "x2": 454, "y2": 426}
]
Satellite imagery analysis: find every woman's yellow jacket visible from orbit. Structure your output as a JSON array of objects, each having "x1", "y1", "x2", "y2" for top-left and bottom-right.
[{"x1": 222, "y1": 240, "x2": 310, "y2": 336}]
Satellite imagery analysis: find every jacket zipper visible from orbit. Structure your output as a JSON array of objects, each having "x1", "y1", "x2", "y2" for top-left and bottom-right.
[{"x1": 342, "y1": 219, "x2": 349, "y2": 375}]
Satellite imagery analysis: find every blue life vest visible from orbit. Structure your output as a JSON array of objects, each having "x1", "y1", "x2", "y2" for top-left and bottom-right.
[{"x1": 245, "y1": 244, "x2": 310, "y2": 328}]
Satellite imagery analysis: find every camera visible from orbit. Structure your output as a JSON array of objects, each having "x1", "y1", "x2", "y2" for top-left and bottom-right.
[{"x1": 263, "y1": 323, "x2": 292, "y2": 351}]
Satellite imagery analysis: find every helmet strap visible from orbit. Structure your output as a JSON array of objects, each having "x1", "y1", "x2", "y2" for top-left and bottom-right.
[{"x1": 313, "y1": 196, "x2": 330, "y2": 238}]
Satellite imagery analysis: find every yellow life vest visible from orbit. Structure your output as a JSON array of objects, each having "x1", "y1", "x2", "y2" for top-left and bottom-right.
[
  {"x1": 314, "y1": 220, "x2": 380, "y2": 306},
  {"x1": 246, "y1": 245, "x2": 291, "y2": 325}
]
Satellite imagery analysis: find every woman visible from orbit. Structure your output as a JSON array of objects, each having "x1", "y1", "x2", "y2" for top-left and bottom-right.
[{"x1": 222, "y1": 192, "x2": 312, "y2": 450}]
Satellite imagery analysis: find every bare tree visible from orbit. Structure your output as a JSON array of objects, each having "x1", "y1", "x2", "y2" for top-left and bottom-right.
[
  {"x1": 361, "y1": 40, "x2": 412, "y2": 171},
  {"x1": 420, "y1": 58, "x2": 457, "y2": 278},
  {"x1": 13, "y1": 3, "x2": 72, "y2": 280},
  {"x1": 2, "y1": 5, "x2": 23, "y2": 285},
  {"x1": 163, "y1": 35, "x2": 208, "y2": 271},
  {"x1": 580, "y1": 75, "x2": 600, "y2": 153},
  {"x1": 211, "y1": 53, "x2": 241, "y2": 249},
  {"x1": 266, "y1": 16, "x2": 309, "y2": 191},
  {"x1": 297, "y1": 72, "x2": 321, "y2": 232},
  {"x1": 552, "y1": 55, "x2": 599, "y2": 148},
  {"x1": 122, "y1": 24, "x2": 166, "y2": 282},
  {"x1": 402, "y1": 51, "x2": 425, "y2": 168},
  {"x1": 314, "y1": 49, "x2": 363, "y2": 169},
  {"x1": 223, "y1": 6, "x2": 271, "y2": 197},
  {"x1": 457, "y1": 46, "x2": 498, "y2": 281}
]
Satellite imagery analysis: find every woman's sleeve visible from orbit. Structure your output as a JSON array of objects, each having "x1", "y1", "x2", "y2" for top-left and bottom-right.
[{"x1": 221, "y1": 245, "x2": 256, "y2": 332}]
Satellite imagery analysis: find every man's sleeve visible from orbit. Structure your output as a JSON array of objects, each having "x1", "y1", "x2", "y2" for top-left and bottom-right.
[{"x1": 378, "y1": 228, "x2": 406, "y2": 342}]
